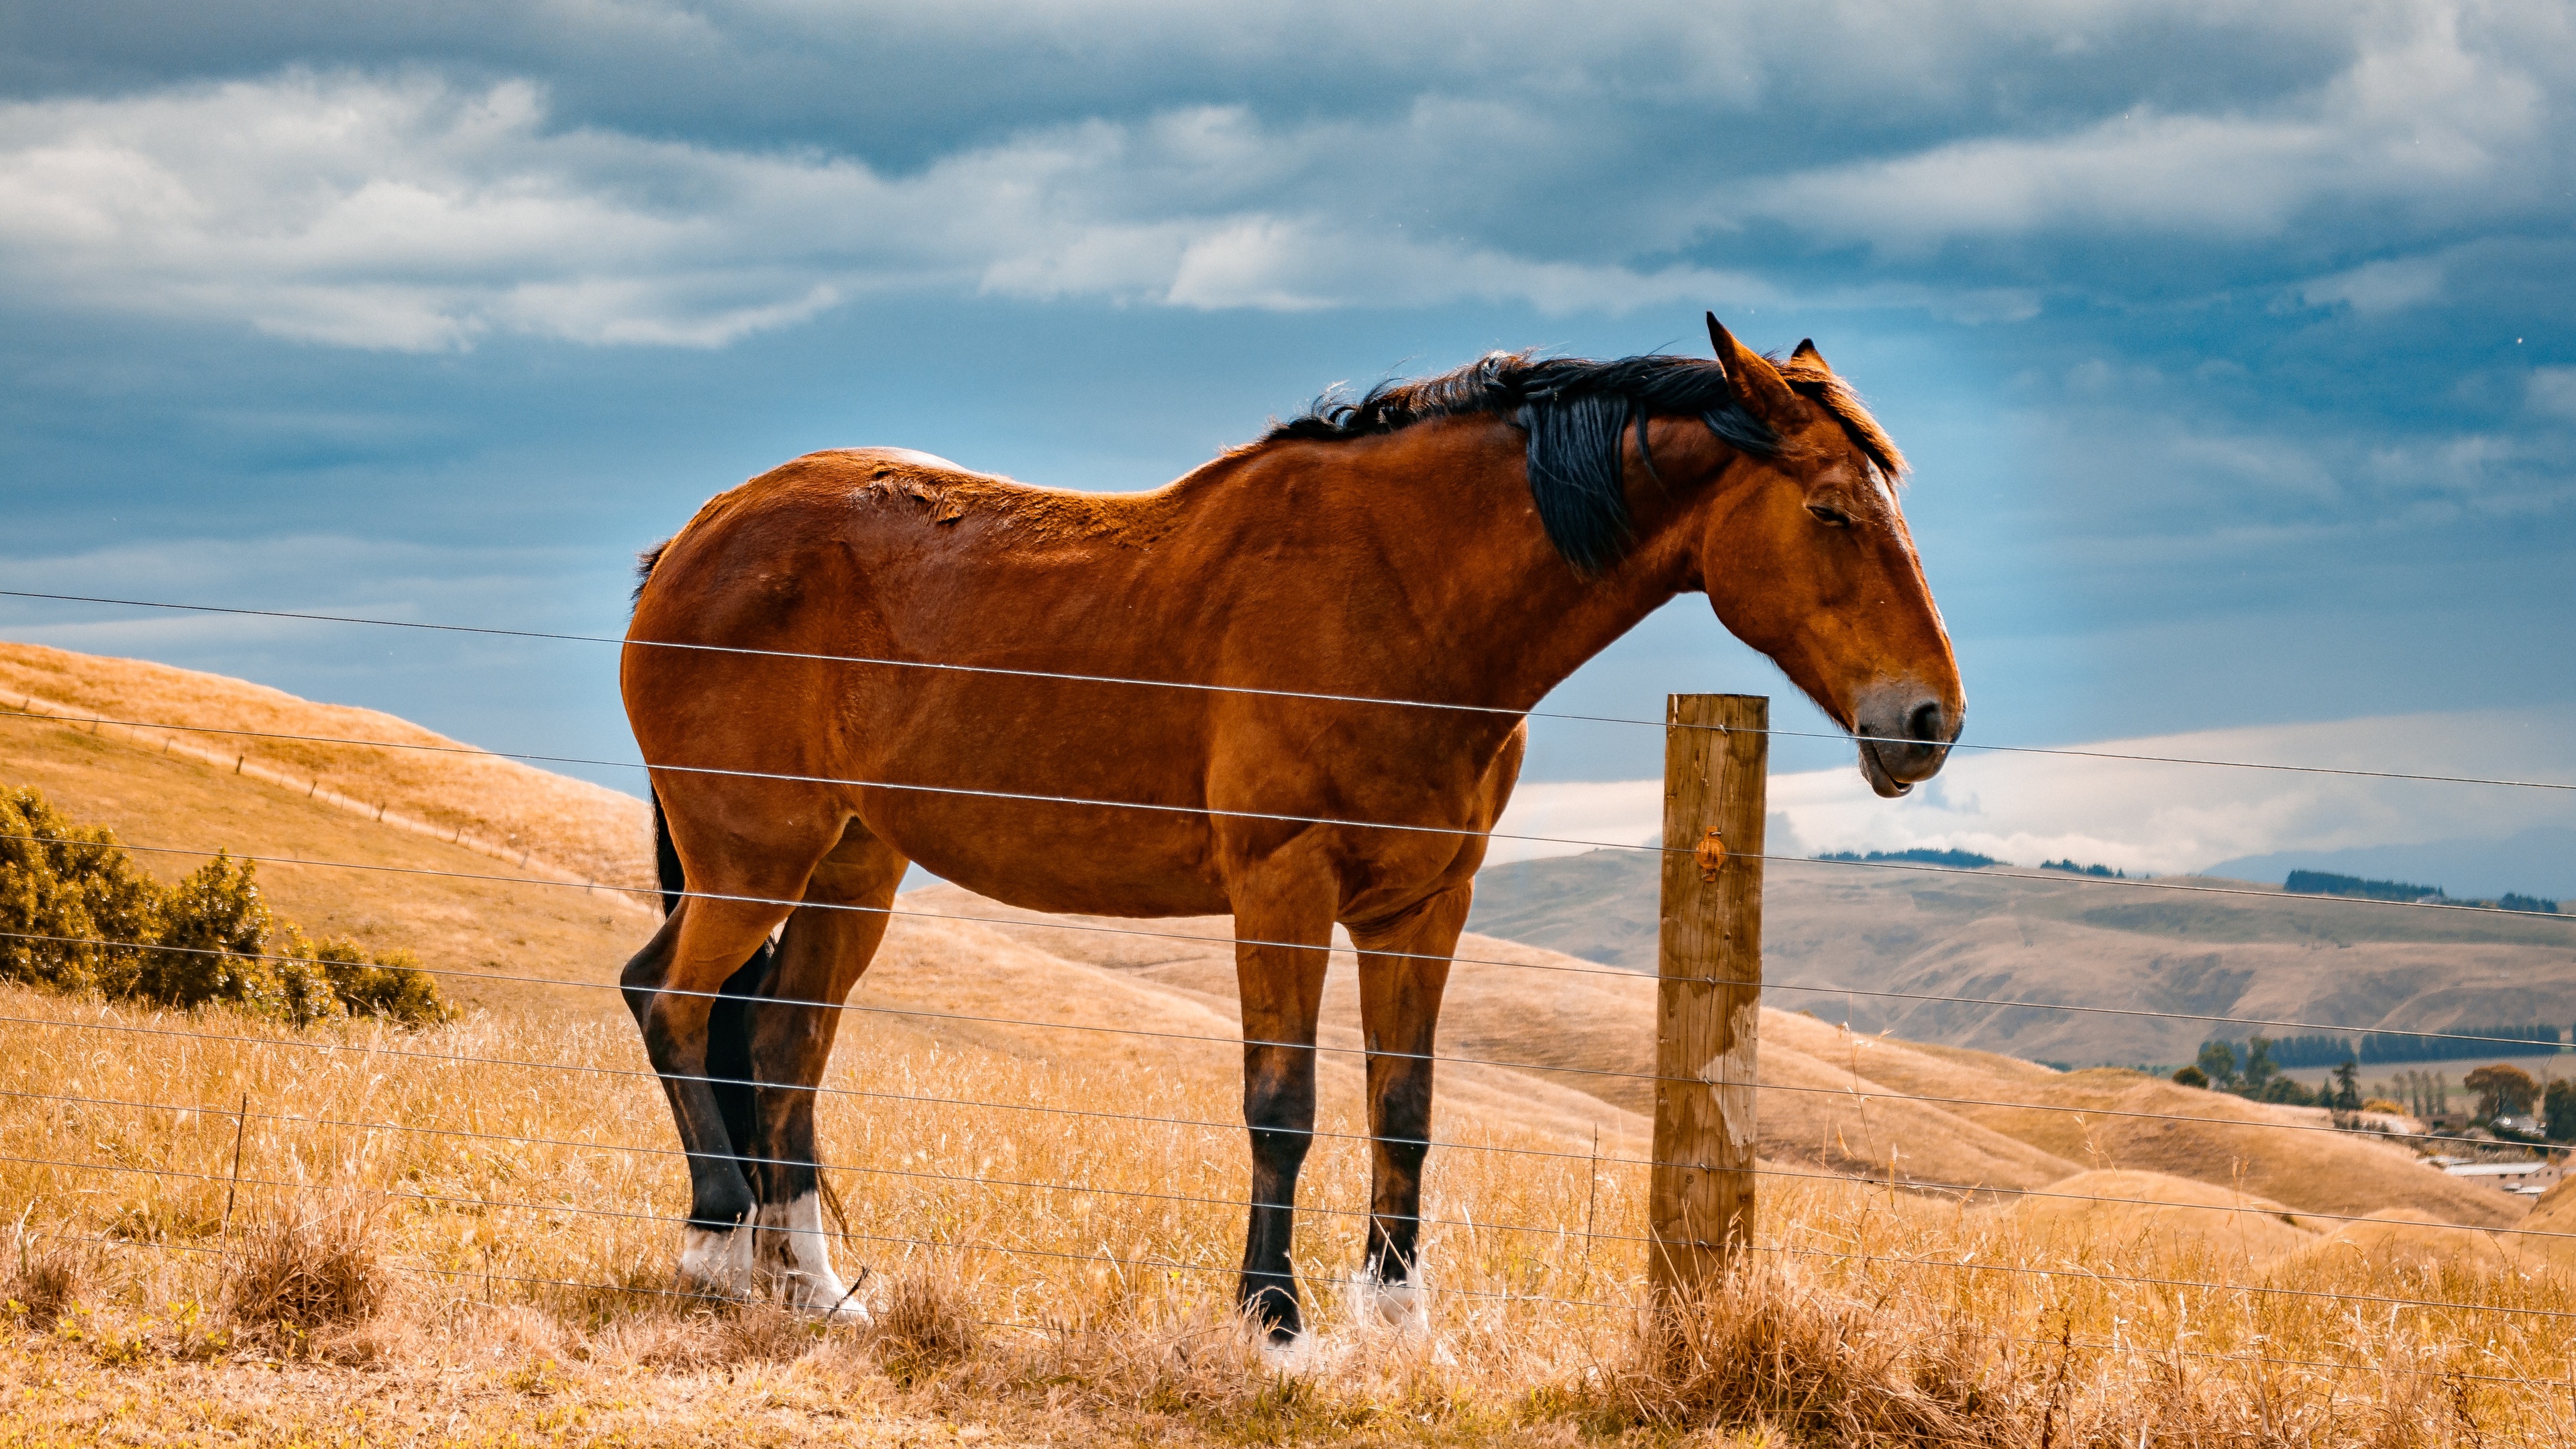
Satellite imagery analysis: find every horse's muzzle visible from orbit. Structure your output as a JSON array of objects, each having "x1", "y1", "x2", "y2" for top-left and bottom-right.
[{"x1": 1855, "y1": 693, "x2": 1959, "y2": 799}]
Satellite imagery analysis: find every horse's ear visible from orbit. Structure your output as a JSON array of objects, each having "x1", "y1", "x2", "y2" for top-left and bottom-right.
[
  {"x1": 1789, "y1": 337, "x2": 1831, "y2": 372},
  {"x1": 1705, "y1": 312, "x2": 1796, "y2": 413}
]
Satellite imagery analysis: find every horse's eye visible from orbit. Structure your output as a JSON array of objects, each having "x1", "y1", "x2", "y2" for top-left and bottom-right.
[{"x1": 1807, "y1": 504, "x2": 1851, "y2": 527}]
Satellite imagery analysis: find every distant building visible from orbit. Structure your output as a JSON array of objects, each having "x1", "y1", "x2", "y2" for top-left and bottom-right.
[{"x1": 2437, "y1": 1160, "x2": 2567, "y2": 1195}]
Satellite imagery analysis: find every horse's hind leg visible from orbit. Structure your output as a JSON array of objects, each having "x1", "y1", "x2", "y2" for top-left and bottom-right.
[
  {"x1": 620, "y1": 833, "x2": 830, "y2": 1297},
  {"x1": 1347, "y1": 882, "x2": 1469, "y2": 1340},
  {"x1": 741, "y1": 825, "x2": 906, "y2": 1318}
]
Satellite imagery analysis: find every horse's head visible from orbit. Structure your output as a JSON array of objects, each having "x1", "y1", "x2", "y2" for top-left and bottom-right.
[{"x1": 1694, "y1": 315, "x2": 1963, "y2": 798}]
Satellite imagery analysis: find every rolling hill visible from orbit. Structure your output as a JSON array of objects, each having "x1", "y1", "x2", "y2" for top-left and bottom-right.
[
  {"x1": 1469, "y1": 846, "x2": 2576, "y2": 1068},
  {"x1": 0, "y1": 639, "x2": 2543, "y2": 1259}
]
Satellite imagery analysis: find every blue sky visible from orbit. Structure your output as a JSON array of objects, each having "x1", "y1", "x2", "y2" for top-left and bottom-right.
[{"x1": 1, "y1": 2, "x2": 2570, "y2": 884}]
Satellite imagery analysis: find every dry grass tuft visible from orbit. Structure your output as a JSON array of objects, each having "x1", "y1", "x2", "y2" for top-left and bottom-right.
[
  {"x1": 1621, "y1": 1267, "x2": 2009, "y2": 1446},
  {"x1": 872, "y1": 1265, "x2": 982, "y2": 1375},
  {"x1": 3, "y1": 1224, "x2": 87, "y2": 1330},
  {"x1": 223, "y1": 1185, "x2": 392, "y2": 1349}
]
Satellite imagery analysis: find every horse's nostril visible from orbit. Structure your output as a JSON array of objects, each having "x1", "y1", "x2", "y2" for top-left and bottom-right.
[{"x1": 1907, "y1": 701, "x2": 1945, "y2": 743}]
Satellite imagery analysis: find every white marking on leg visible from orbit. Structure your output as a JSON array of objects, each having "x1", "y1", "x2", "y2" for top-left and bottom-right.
[
  {"x1": 1348, "y1": 1265, "x2": 1430, "y2": 1339},
  {"x1": 1256, "y1": 1329, "x2": 1320, "y2": 1374},
  {"x1": 755, "y1": 1193, "x2": 871, "y2": 1323},
  {"x1": 677, "y1": 1222, "x2": 757, "y2": 1298}
]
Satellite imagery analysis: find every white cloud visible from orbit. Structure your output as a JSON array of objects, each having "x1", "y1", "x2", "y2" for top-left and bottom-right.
[
  {"x1": 2298, "y1": 254, "x2": 2446, "y2": 313},
  {"x1": 0, "y1": 73, "x2": 1768, "y2": 350},
  {"x1": 1748, "y1": 8, "x2": 2548, "y2": 246},
  {"x1": 2530, "y1": 367, "x2": 2576, "y2": 421},
  {"x1": 1492, "y1": 708, "x2": 2576, "y2": 875}
]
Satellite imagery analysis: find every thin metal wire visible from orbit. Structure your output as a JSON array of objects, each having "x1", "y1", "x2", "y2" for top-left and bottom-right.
[
  {"x1": 0, "y1": 705, "x2": 1659, "y2": 862},
  {"x1": 10, "y1": 587, "x2": 2575, "y2": 794},
  {"x1": 13, "y1": 1077, "x2": 2576, "y2": 1255},
  {"x1": 1742, "y1": 1161, "x2": 2576, "y2": 1246},
  {"x1": 13, "y1": 700, "x2": 2575, "y2": 938},
  {"x1": 0, "y1": 1007, "x2": 1658, "y2": 1169},
  {"x1": 3, "y1": 1155, "x2": 1626, "y2": 1314},
  {"x1": 0, "y1": 904, "x2": 2555, "y2": 1144},
  {"x1": 0, "y1": 1085, "x2": 1666, "y2": 1248},
  {"x1": 0, "y1": 987, "x2": 2524, "y2": 1193},
  {"x1": 10, "y1": 916, "x2": 2572, "y2": 1063},
  {"x1": 9, "y1": 703, "x2": 2575, "y2": 934},
  {"x1": 1752, "y1": 1242, "x2": 2576, "y2": 1324},
  {"x1": 13, "y1": 1149, "x2": 2570, "y2": 1329},
  {"x1": 23, "y1": 1228, "x2": 2563, "y2": 1390}
]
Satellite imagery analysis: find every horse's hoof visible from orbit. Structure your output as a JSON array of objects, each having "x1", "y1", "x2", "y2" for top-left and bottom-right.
[
  {"x1": 1348, "y1": 1267, "x2": 1430, "y2": 1340},
  {"x1": 678, "y1": 1224, "x2": 758, "y2": 1299},
  {"x1": 1256, "y1": 1330, "x2": 1319, "y2": 1375},
  {"x1": 782, "y1": 1273, "x2": 874, "y2": 1326}
]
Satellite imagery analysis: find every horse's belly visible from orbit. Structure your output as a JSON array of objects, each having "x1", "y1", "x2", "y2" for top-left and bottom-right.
[{"x1": 860, "y1": 790, "x2": 1234, "y2": 918}]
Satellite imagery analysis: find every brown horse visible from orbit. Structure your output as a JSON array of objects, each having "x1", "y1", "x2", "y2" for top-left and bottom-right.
[{"x1": 619, "y1": 314, "x2": 1961, "y2": 1350}]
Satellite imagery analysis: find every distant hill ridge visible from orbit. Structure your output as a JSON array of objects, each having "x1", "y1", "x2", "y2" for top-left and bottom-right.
[{"x1": 1468, "y1": 846, "x2": 2576, "y2": 1066}]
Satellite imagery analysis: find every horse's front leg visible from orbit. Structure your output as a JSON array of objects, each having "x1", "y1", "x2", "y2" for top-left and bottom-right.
[
  {"x1": 1347, "y1": 883, "x2": 1466, "y2": 1339},
  {"x1": 1230, "y1": 873, "x2": 1334, "y2": 1356}
]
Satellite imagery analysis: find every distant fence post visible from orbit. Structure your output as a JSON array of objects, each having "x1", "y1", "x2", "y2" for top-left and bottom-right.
[{"x1": 1650, "y1": 693, "x2": 1766, "y2": 1299}]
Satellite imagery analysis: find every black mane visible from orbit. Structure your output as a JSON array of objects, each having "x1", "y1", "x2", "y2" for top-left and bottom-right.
[{"x1": 1265, "y1": 352, "x2": 1780, "y2": 574}]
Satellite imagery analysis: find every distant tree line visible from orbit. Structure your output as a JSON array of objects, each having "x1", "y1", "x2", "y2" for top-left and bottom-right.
[
  {"x1": 2041, "y1": 859, "x2": 2127, "y2": 878},
  {"x1": 2215, "y1": 1024, "x2": 2566, "y2": 1069},
  {"x1": 1815, "y1": 848, "x2": 2000, "y2": 868},
  {"x1": 2175, "y1": 1037, "x2": 2576, "y2": 1142},
  {"x1": 2174, "y1": 1037, "x2": 2354, "y2": 1108},
  {"x1": 2285, "y1": 869, "x2": 2559, "y2": 914}
]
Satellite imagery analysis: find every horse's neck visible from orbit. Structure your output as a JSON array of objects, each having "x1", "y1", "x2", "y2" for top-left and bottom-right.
[{"x1": 1199, "y1": 421, "x2": 1699, "y2": 720}]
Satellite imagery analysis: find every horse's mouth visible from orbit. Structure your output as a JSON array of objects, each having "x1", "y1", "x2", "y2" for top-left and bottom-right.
[
  {"x1": 1858, "y1": 733, "x2": 1956, "y2": 799},
  {"x1": 1858, "y1": 738, "x2": 1913, "y2": 798}
]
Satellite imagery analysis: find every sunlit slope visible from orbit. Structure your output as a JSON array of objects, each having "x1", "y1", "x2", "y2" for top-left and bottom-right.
[
  {"x1": 0, "y1": 641, "x2": 653, "y2": 892},
  {"x1": 1472, "y1": 847, "x2": 2576, "y2": 1065},
  {"x1": 902, "y1": 886, "x2": 2510, "y2": 1226},
  {"x1": 1982, "y1": 1169, "x2": 2328, "y2": 1263},
  {"x1": 0, "y1": 701, "x2": 652, "y2": 1018}
]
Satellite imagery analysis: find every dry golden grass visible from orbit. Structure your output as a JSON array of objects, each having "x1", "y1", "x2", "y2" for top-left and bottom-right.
[{"x1": 5, "y1": 971, "x2": 2576, "y2": 1445}]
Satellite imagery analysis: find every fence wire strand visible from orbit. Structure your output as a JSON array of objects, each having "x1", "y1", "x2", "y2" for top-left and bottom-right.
[
  {"x1": 7, "y1": 587, "x2": 2574, "y2": 794},
  {"x1": 6, "y1": 589, "x2": 2576, "y2": 1399},
  {"x1": 13, "y1": 1074, "x2": 2576, "y2": 1254},
  {"x1": 6, "y1": 704, "x2": 2574, "y2": 932}
]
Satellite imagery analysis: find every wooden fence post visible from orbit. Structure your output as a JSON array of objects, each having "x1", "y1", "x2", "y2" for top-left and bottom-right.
[{"x1": 1650, "y1": 692, "x2": 1767, "y2": 1299}]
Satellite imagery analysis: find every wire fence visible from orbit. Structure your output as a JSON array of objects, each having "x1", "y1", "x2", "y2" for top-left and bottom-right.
[{"x1": 2, "y1": 588, "x2": 2573, "y2": 1398}]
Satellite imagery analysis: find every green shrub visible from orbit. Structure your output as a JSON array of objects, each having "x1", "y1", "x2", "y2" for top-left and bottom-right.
[
  {"x1": 0, "y1": 787, "x2": 166, "y2": 994},
  {"x1": 313, "y1": 938, "x2": 447, "y2": 1022},
  {"x1": 0, "y1": 786, "x2": 447, "y2": 1025}
]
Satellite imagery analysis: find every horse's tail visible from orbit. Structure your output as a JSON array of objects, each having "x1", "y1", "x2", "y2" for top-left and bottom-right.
[{"x1": 652, "y1": 787, "x2": 686, "y2": 918}]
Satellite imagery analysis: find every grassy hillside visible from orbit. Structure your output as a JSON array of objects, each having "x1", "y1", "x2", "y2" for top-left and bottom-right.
[
  {"x1": 0, "y1": 641, "x2": 655, "y2": 893},
  {"x1": 6, "y1": 640, "x2": 2573, "y2": 1442},
  {"x1": 1472, "y1": 847, "x2": 2576, "y2": 1065},
  {"x1": 0, "y1": 690, "x2": 651, "y2": 1018}
]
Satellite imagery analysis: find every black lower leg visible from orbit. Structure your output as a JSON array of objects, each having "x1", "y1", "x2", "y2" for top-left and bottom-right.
[
  {"x1": 1365, "y1": 1055, "x2": 1435, "y2": 1283},
  {"x1": 1238, "y1": 1045, "x2": 1316, "y2": 1342},
  {"x1": 707, "y1": 942, "x2": 778, "y2": 1200}
]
